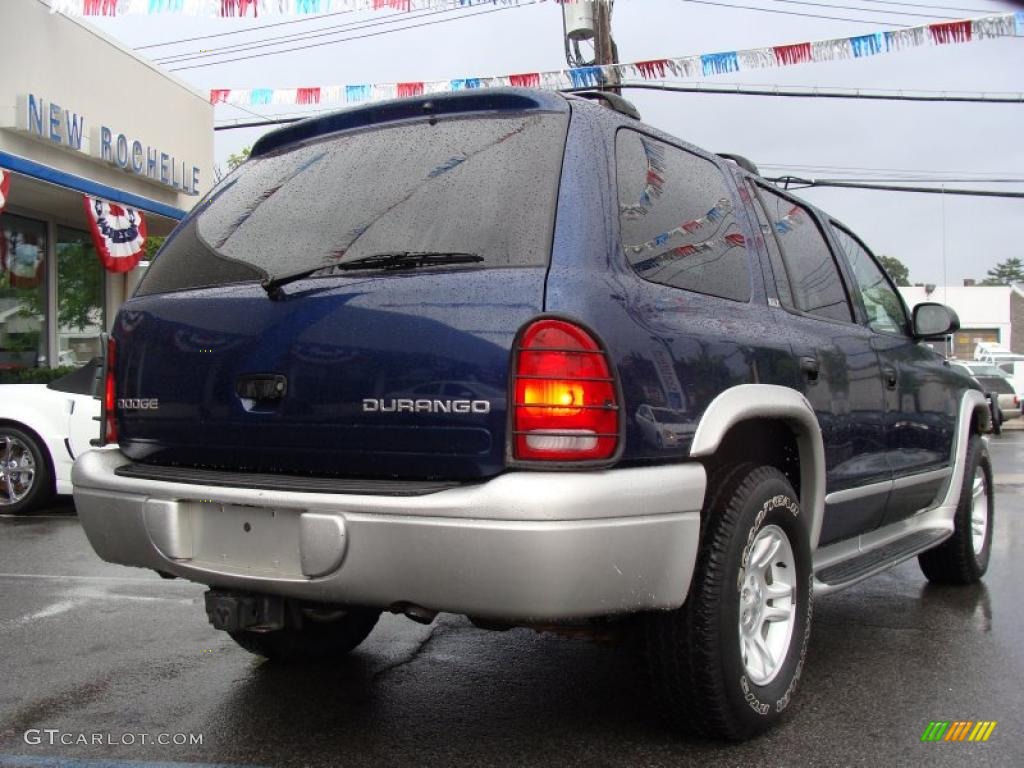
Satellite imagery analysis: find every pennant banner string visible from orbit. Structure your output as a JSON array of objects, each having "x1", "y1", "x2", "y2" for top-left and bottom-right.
[
  {"x1": 52, "y1": 0, "x2": 588, "y2": 17},
  {"x1": 205, "y1": 12, "x2": 1023, "y2": 109}
]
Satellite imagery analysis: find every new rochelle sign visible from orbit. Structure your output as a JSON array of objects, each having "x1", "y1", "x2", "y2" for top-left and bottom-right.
[{"x1": 13, "y1": 93, "x2": 201, "y2": 196}]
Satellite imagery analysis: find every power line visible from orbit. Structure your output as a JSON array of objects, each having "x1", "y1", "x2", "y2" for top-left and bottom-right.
[
  {"x1": 135, "y1": 9, "x2": 357, "y2": 50},
  {"x1": 225, "y1": 100, "x2": 280, "y2": 124},
  {"x1": 584, "y1": 82, "x2": 1024, "y2": 103},
  {"x1": 168, "y1": 3, "x2": 537, "y2": 71},
  {"x1": 154, "y1": 7, "x2": 457, "y2": 65},
  {"x1": 762, "y1": 162, "x2": 1024, "y2": 174},
  {"x1": 153, "y1": 0, "x2": 946, "y2": 68},
  {"x1": 212, "y1": 82, "x2": 1023, "y2": 130},
  {"x1": 766, "y1": 0, "x2": 956, "y2": 20},
  {"x1": 792, "y1": 176, "x2": 1024, "y2": 182},
  {"x1": 215, "y1": 118, "x2": 301, "y2": 131},
  {"x1": 218, "y1": 91, "x2": 1021, "y2": 128},
  {"x1": 133, "y1": 0, "x2": 988, "y2": 53},
  {"x1": 770, "y1": 176, "x2": 1024, "y2": 197},
  {"x1": 679, "y1": 0, "x2": 912, "y2": 26},
  {"x1": 845, "y1": 0, "x2": 999, "y2": 13}
]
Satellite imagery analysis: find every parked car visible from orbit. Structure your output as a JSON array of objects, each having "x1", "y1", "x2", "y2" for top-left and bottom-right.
[
  {"x1": 951, "y1": 361, "x2": 1019, "y2": 431},
  {"x1": 0, "y1": 359, "x2": 101, "y2": 513},
  {"x1": 73, "y1": 89, "x2": 994, "y2": 741},
  {"x1": 973, "y1": 342, "x2": 1024, "y2": 396},
  {"x1": 635, "y1": 404, "x2": 691, "y2": 448}
]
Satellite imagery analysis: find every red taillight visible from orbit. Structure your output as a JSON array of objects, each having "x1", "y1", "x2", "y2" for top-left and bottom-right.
[
  {"x1": 102, "y1": 336, "x2": 118, "y2": 445},
  {"x1": 513, "y1": 319, "x2": 619, "y2": 462}
]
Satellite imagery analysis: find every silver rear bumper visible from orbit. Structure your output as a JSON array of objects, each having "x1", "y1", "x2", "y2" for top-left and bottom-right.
[
  {"x1": 73, "y1": 450, "x2": 706, "y2": 621},
  {"x1": 996, "y1": 392, "x2": 1020, "y2": 417}
]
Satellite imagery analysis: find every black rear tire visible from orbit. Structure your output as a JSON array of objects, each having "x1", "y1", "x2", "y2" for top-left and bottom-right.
[
  {"x1": 0, "y1": 425, "x2": 53, "y2": 515},
  {"x1": 229, "y1": 607, "x2": 380, "y2": 663},
  {"x1": 989, "y1": 399, "x2": 1002, "y2": 435},
  {"x1": 918, "y1": 434, "x2": 993, "y2": 585},
  {"x1": 642, "y1": 464, "x2": 813, "y2": 741}
]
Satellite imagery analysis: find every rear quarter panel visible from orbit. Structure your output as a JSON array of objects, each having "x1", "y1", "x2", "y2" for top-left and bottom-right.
[{"x1": 544, "y1": 102, "x2": 798, "y2": 462}]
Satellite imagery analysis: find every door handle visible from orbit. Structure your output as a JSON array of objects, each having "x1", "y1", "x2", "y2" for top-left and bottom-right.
[
  {"x1": 800, "y1": 357, "x2": 819, "y2": 382},
  {"x1": 883, "y1": 367, "x2": 898, "y2": 389}
]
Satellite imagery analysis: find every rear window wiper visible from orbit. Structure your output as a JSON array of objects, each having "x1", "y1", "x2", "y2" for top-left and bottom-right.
[{"x1": 261, "y1": 251, "x2": 483, "y2": 299}]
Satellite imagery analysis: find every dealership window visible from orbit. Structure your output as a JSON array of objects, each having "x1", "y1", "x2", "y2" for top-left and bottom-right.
[
  {"x1": 56, "y1": 226, "x2": 106, "y2": 366},
  {"x1": 0, "y1": 213, "x2": 48, "y2": 370}
]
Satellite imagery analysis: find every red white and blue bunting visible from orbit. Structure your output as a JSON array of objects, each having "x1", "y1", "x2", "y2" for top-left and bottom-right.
[
  {"x1": 632, "y1": 233, "x2": 746, "y2": 274},
  {"x1": 83, "y1": 196, "x2": 148, "y2": 273},
  {"x1": 0, "y1": 169, "x2": 10, "y2": 215},
  {"x1": 51, "y1": 0, "x2": 577, "y2": 17},
  {"x1": 207, "y1": 13, "x2": 1023, "y2": 108},
  {"x1": 1, "y1": 173, "x2": 46, "y2": 289},
  {"x1": 625, "y1": 197, "x2": 735, "y2": 254}
]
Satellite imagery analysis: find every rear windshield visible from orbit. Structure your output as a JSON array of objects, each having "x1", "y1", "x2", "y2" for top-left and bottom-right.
[{"x1": 137, "y1": 111, "x2": 569, "y2": 296}]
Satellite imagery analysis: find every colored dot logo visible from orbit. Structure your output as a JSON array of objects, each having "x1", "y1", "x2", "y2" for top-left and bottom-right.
[{"x1": 921, "y1": 720, "x2": 997, "y2": 742}]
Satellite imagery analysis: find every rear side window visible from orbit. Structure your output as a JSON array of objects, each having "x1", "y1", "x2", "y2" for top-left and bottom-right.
[
  {"x1": 137, "y1": 112, "x2": 569, "y2": 296},
  {"x1": 755, "y1": 186, "x2": 852, "y2": 323},
  {"x1": 616, "y1": 131, "x2": 750, "y2": 302}
]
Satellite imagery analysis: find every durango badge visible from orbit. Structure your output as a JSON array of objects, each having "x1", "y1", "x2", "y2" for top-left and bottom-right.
[
  {"x1": 117, "y1": 398, "x2": 159, "y2": 410},
  {"x1": 363, "y1": 398, "x2": 490, "y2": 415}
]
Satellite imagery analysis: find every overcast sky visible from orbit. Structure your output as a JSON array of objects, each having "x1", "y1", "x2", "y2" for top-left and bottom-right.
[{"x1": 88, "y1": 0, "x2": 1024, "y2": 286}]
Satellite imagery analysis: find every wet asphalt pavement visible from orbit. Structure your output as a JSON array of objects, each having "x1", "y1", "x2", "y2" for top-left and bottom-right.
[{"x1": 1, "y1": 438, "x2": 1022, "y2": 768}]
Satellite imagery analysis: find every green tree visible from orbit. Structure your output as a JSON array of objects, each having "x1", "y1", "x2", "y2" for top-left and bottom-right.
[
  {"x1": 145, "y1": 235, "x2": 165, "y2": 261},
  {"x1": 980, "y1": 257, "x2": 1024, "y2": 286},
  {"x1": 878, "y1": 255, "x2": 910, "y2": 287},
  {"x1": 56, "y1": 240, "x2": 103, "y2": 331},
  {"x1": 226, "y1": 146, "x2": 251, "y2": 171}
]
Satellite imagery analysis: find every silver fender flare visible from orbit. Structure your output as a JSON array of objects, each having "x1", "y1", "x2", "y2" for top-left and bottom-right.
[
  {"x1": 689, "y1": 384, "x2": 827, "y2": 549},
  {"x1": 936, "y1": 388, "x2": 989, "y2": 513}
]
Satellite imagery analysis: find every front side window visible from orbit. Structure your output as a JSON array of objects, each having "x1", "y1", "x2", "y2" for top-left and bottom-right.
[
  {"x1": 755, "y1": 187, "x2": 851, "y2": 323},
  {"x1": 0, "y1": 213, "x2": 47, "y2": 369},
  {"x1": 830, "y1": 224, "x2": 908, "y2": 336},
  {"x1": 616, "y1": 131, "x2": 750, "y2": 302},
  {"x1": 56, "y1": 226, "x2": 106, "y2": 366}
]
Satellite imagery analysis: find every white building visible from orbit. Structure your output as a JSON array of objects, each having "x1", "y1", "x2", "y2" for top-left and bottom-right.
[
  {"x1": 0, "y1": 0, "x2": 213, "y2": 370},
  {"x1": 899, "y1": 285, "x2": 1024, "y2": 359}
]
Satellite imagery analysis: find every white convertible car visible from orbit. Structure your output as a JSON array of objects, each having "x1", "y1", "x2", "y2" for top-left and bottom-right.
[{"x1": 0, "y1": 359, "x2": 101, "y2": 514}]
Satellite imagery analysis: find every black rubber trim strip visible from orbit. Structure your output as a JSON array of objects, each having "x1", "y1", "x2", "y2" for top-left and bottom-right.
[
  {"x1": 114, "y1": 462, "x2": 463, "y2": 497},
  {"x1": 817, "y1": 529, "x2": 948, "y2": 585}
]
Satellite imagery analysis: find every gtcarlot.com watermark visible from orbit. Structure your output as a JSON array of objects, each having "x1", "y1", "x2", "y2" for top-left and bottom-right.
[{"x1": 24, "y1": 729, "x2": 203, "y2": 747}]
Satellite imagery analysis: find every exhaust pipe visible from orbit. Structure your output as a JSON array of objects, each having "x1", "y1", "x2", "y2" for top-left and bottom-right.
[{"x1": 390, "y1": 602, "x2": 437, "y2": 625}]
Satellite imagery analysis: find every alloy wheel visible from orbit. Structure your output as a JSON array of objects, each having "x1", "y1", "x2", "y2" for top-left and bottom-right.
[
  {"x1": 0, "y1": 435, "x2": 36, "y2": 506},
  {"x1": 738, "y1": 524, "x2": 798, "y2": 686}
]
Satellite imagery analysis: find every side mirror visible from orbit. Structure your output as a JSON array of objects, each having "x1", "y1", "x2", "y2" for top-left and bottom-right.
[{"x1": 913, "y1": 302, "x2": 959, "y2": 339}]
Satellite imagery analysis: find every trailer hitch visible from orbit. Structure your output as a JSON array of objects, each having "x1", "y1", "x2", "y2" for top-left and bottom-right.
[{"x1": 204, "y1": 590, "x2": 285, "y2": 632}]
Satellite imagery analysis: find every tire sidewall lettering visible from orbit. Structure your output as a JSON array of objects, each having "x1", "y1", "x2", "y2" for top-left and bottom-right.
[
  {"x1": 775, "y1": 573, "x2": 814, "y2": 713},
  {"x1": 731, "y1": 489, "x2": 810, "y2": 721},
  {"x1": 738, "y1": 493, "x2": 800, "y2": 591}
]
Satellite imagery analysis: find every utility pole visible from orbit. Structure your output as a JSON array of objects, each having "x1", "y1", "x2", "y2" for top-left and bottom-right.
[{"x1": 562, "y1": 1, "x2": 620, "y2": 93}]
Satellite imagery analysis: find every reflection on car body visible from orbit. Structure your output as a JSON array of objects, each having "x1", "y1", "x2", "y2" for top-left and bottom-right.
[{"x1": 635, "y1": 404, "x2": 691, "y2": 448}]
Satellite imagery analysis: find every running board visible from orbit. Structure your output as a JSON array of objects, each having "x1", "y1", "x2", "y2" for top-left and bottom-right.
[{"x1": 815, "y1": 529, "x2": 949, "y2": 589}]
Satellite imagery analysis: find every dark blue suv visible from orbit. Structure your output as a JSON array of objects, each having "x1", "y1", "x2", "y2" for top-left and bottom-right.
[{"x1": 74, "y1": 89, "x2": 994, "y2": 740}]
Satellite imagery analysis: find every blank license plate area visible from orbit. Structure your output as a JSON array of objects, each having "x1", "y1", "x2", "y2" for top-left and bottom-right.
[{"x1": 186, "y1": 501, "x2": 303, "y2": 577}]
